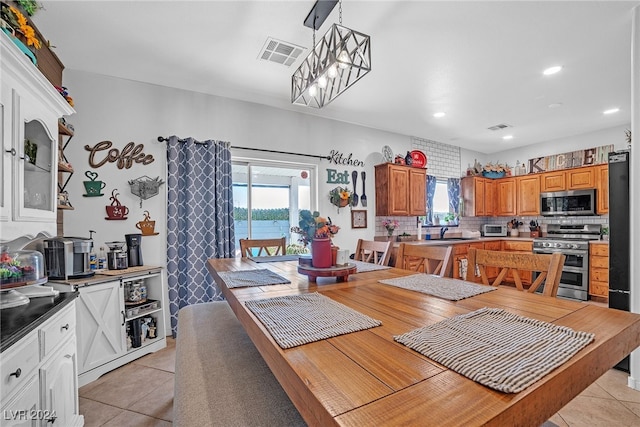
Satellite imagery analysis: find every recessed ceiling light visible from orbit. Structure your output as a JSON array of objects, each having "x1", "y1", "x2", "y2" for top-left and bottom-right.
[
  {"x1": 603, "y1": 108, "x2": 620, "y2": 115},
  {"x1": 543, "y1": 66, "x2": 563, "y2": 75},
  {"x1": 502, "y1": 135, "x2": 514, "y2": 140},
  {"x1": 548, "y1": 103, "x2": 563, "y2": 108},
  {"x1": 433, "y1": 112, "x2": 446, "y2": 118}
]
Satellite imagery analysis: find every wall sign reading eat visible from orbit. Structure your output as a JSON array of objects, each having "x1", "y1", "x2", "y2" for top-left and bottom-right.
[{"x1": 85, "y1": 141, "x2": 155, "y2": 169}]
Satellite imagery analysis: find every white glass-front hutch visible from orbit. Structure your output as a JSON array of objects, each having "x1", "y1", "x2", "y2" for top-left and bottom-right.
[{"x1": 0, "y1": 31, "x2": 74, "y2": 241}]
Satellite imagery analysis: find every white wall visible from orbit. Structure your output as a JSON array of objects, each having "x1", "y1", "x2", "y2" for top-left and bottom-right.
[
  {"x1": 61, "y1": 70, "x2": 416, "y2": 259},
  {"x1": 486, "y1": 124, "x2": 630, "y2": 171},
  {"x1": 63, "y1": 69, "x2": 626, "y2": 257}
]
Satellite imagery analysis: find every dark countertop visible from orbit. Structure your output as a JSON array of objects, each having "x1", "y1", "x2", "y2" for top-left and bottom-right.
[{"x1": 1, "y1": 291, "x2": 78, "y2": 353}]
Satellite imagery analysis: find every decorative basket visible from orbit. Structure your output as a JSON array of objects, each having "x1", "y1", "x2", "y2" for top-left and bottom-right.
[{"x1": 482, "y1": 171, "x2": 506, "y2": 179}]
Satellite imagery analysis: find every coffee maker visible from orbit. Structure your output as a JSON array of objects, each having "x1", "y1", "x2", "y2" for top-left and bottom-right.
[
  {"x1": 125, "y1": 234, "x2": 143, "y2": 267},
  {"x1": 105, "y1": 241, "x2": 128, "y2": 270}
]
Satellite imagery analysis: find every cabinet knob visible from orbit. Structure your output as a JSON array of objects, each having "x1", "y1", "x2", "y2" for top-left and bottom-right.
[
  {"x1": 5, "y1": 148, "x2": 16, "y2": 156},
  {"x1": 9, "y1": 368, "x2": 21, "y2": 378},
  {"x1": 61, "y1": 323, "x2": 70, "y2": 331}
]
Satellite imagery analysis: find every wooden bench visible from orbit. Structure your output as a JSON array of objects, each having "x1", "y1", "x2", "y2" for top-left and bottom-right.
[{"x1": 174, "y1": 301, "x2": 305, "y2": 426}]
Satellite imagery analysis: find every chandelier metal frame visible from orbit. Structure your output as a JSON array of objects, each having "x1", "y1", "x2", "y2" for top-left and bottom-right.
[{"x1": 291, "y1": 12, "x2": 371, "y2": 108}]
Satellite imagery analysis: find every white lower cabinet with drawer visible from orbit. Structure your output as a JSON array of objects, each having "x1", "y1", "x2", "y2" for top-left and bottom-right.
[
  {"x1": 0, "y1": 301, "x2": 83, "y2": 427},
  {"x1": 52, "y1": 269, "x2": 167, "y2": 387}
]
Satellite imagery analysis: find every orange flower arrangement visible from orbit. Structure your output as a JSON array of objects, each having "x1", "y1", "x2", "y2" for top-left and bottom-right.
[{"x1": 4, "y1": 5, "x2": 41, "y2": 49}]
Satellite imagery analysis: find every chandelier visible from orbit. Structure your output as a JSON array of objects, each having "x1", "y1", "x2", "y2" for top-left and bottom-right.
[{"x1": 291, "y1": 0, "x2": 371, "y2": 108}]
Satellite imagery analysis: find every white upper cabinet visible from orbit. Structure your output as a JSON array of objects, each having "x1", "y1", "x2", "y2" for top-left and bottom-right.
[{"x1": 1, "y1": 31, "x2": 74, "y2": 241}]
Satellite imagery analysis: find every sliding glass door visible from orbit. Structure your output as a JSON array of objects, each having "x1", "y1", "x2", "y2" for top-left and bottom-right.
[{"x1": 232, "y1": 161, "x2": 314, "y2": 256}]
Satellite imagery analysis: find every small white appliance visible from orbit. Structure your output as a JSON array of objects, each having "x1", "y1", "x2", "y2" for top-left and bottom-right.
[{"x1": 481, "y1": 224, "x2": 508, "y2": 237}]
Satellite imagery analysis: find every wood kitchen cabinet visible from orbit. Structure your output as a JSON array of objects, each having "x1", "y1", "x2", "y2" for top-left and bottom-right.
[
  {"x1": 461, "y1": 177, "x2": 495, "y2": 217},
  {"x1": 495, "y1": 178, "x2": 516, "y2": 216},
  {"x1": 540, "y1": 166, "x2": 596, "y2": 193},
  {"x1": 516, "y1": 175, "x2": 540, "y2": 215},
  {"x1": 566, "y1": 167, "x2": 595, "y2": 189},
  {"x1": 540, "y1": 171, "x2": 566, "y2": 192},
  {"x1": 375, "y1": 163, "x2": 426, "y2": 216},
  {"x1": 595, "y1": 164, "x2": 609, "y2": 214},
  {"x1": 589, "y1": 242, "x2": 609, "y2": 299}
]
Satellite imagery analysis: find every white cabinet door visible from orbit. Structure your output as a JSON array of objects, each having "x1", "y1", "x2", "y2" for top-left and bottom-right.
[
  {"x1": 76, "y1": 280, "x2": 126, "y2": 374},
  {"x1": 0, "y1": 376, "x2": 39, "y2": 427},
  {"x1": 39, "y1": 338, "x2": 82, "y2": 427},
  {"x1": 0, "y1": 83, "x2": 10, "y2": 223}
]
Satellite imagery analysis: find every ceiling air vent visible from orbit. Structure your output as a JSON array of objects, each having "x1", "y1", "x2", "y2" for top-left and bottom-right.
[
  {"x1": 487, "y1": 124, "x2": 512, "y2": 131},
  {"x1": 258, "y1": 37, "x2": 305, "y2": 67}
]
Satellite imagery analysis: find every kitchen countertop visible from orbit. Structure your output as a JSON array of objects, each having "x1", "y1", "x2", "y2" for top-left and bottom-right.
[
  {"x1": 376, "y1": 236, "x2": 535, "y2": 248},
  {"x1": 50, "y1": 266, "x2": 162, "y2": 288},
  {"x1": 1, "y1": 291, "x2": 78, "y2": 352}
]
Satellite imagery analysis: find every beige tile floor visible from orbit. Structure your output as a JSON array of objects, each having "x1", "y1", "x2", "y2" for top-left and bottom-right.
[{"x1": 80, "y1": 337, "x2": 640, "y2": 426}]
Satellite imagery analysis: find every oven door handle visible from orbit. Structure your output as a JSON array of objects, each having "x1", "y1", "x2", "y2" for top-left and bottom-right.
[
  {"x1": 561, "y1": 266, "x2": 587, "y2": 273},
  {"x1": 533, "y1": 249, "x2": 586, "y2": 256}
]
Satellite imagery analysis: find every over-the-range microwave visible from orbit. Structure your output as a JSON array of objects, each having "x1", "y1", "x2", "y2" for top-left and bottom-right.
[
  {"x1": 482, "y1": 224, "x2": 508, "y2": 237},
  {"x1": 540, "y1": 189, "x2": 596, "y2": 216}
]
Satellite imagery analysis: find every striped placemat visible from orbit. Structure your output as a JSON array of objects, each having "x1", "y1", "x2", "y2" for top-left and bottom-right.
[
  {"x1": 217, "y1": 269, "x2": 291, "y2": 288},
  {"x1": 245, "y1": 292, "x2": 382, "y2": 349},
  {"x1": 395, "y1": 307, "x2": 595, "y2": 393},
  {"x1": 379, "y1": 274, "x2": 496, "y2": 301},
  {"x1": 248, "y1": 255, "x2": 301, "y2": 263},
  {"x1": 353, "y1": 260, "x2": 392, "y2": 273}
]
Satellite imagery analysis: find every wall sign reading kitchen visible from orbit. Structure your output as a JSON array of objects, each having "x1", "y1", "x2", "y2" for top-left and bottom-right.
[
  {"x1": 85, "y1": 141, "x2": 155, "y2": 169},
  {"x1": 528, "y1": 144, "x2": 613, "y2": 173},
  {"x1": 328, "y1": 150, "x2": 364, "y2": 167}
]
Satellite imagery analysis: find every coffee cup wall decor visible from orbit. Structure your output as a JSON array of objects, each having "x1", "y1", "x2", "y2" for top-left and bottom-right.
[
  {"x1": 83, "y1": 171, "x2": 106, "y2": 197},
  {"x1": 105, "y1": 189, "x2": 129, "y2": 220},
  {"x1": 136, "y1": 210, "x2": 158, "y2": 236}
]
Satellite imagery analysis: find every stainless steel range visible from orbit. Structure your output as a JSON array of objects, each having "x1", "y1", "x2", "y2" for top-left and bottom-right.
[{"x1": 533, "y1": 223, "x2": 601, "y2": 301}]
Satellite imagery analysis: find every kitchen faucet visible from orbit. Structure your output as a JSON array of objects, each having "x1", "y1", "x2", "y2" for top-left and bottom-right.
[{"x1": 440, "y1": 226, "x2": 449, "y2": 239}]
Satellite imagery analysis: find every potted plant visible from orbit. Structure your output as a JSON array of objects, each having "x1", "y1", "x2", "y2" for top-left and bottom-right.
[
  {"x1": 444, "y1": 213, "x2": 456, "y2": 225},
  {"x1": 601, "y1": 227, "x2": 609, "y2": 241}
]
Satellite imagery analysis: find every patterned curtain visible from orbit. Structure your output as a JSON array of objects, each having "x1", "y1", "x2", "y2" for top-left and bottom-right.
[
  {"x1": 426, "y1": 175, "x2": 438, "y2": 225},
  {"x1": 447, "y1": 178, "x2": 461, "y2": 216},
  {"x1": 166, "y1": 136, "x2": 235, "y2": 336}
]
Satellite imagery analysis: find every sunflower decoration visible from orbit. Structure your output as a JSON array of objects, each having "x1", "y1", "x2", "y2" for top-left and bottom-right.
[
  {"x1": 1, "y1": 4, "x2": 41, "y2": 49},
  {"x1": 329, "y1": 186, "x2": 352, "y2": 209}
]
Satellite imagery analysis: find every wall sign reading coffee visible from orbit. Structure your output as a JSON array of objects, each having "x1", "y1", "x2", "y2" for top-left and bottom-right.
[{"x1": 85, "y1": 141, "x2": 155, "y2": 169}]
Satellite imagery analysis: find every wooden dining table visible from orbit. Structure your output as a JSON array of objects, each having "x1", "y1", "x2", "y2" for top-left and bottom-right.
[{"x1": 206, "y1": 258, "x2": 640, "y2": 426}]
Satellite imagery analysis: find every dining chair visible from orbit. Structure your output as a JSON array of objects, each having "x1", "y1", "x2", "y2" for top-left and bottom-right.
[
  {"x1": 466, "y1": 248, "x2": 566, "y2": 297},
  {"x1": 353, "y1": 239, "x2": 392, "y2": 266},
  {"x1": 239, "y1": 237, "x2": 286, "y2": 258},
  {"x1": 394, "y1": 243, "x2": 454, "y2": 277}
]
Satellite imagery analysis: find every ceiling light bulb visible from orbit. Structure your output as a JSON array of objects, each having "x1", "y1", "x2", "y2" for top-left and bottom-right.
[
  {"x1": 318, "y1": 75, "x2": 328, "y2": 89},
  {"x1": 327, "y1": 65, "x2": 337, "y2": 78},
  {"x1": 433, "y1": 112, "x2": 446, "y2": 118},
  {"x1": 603, "y1": 108, "x2": 620, "y2": 115},
  {"x1": 337, "y1": 50, "x2": 350, "y2": 69},
  {"x1": 502, "y1": 135, "x2": 514, "y2": 140},
  {"x1": 543, "y1": 66, "x2": 563, "y2": 75},
  {"x1": 308, "y1": 84, "x2": 317, "y2": 97}
]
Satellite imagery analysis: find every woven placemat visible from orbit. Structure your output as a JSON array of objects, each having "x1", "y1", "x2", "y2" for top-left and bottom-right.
[
  {"x1": 395, "y1": 307, "x2": 595, "y2": 393},
  {"x1": 245, "y1": 292, "x2": 382, "y2": 349},
  {"x1": 379, "y1": 274, "x2": 496, "y2": 301},
  {"x1": 248, "y1": 255, "x2": 300, "y2": 263},
  {"x1": 353, "y1": 260, "x2": 392, "y2": 273},
  {"x1": 218, "y1": 269, "x2": 291, "y2": 289}
]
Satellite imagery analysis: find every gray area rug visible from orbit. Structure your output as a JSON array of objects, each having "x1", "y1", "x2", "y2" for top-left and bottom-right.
[
  {"x1": 379, "y1": 274, "x2": 496, "y2": 301},
  {"x1": 217, "y1": 269, "x2": 291, "y2": 288},
  {"x1": 395, "y1": 307, "x2": 595, "y2": 393},
  {"x1": 245, "y1": 292, "x2": 382, "y2": 349}
]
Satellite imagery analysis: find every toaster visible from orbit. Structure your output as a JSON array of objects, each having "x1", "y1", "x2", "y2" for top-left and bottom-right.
[{"x1": 481, "y1": 224, "x2": 508, "y2": 237}]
